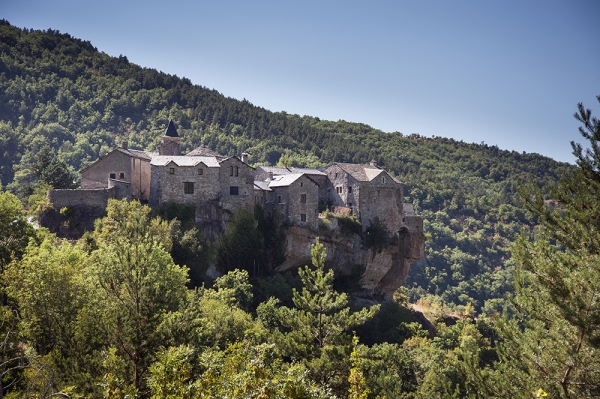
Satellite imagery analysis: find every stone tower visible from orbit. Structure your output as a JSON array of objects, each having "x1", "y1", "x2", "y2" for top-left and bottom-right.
[{"x1": 159, "y1": 120, "x2": 181, "y2": 155}]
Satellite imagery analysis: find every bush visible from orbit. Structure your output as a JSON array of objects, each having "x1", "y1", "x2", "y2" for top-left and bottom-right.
[{"x1": 365, "y1": 217, "x2": 389, "y2": 249}]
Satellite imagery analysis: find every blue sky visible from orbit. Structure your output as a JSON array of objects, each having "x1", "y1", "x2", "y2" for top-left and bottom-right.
[{"x1": 3, "y1": 0, "x2": 600, "y2": 163}]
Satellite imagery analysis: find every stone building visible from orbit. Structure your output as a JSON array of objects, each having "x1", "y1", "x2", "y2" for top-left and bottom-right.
[
  {"x1": 254, "y1": 173, "x2": 319, "y2": 230},
  {"x1": 323, "y1": 161, "x2": 422, "y2": 235},
  {"x1": 254, "y1": 166, "x2": 328, "y2": 200},
  {"x1": 79, "y1": 142, "x2": 152, "y2": 201},
  {"x1": 47, "y1": 121, "x2": 422, "y2": 240},
  {"x1": 159, "y1": 120, "x2": 182, "y2": 156}
]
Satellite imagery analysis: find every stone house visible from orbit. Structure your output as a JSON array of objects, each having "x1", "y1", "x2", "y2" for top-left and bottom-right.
[
  {"x1": 323, "y1": 161, "x2": 422, "y2": 235},
  {"x1": 254, "y1": 166, "x2": 328, "y2": 200},
  {"x1": 254, "y1": 173, "x2": 319, "y2": 230},
  {"x1": 79, "y1": 142, "x2": 152, "y2": 201}
]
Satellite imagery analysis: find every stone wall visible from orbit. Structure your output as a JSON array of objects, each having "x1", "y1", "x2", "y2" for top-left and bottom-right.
[
  {"x1": 358, "y1": 185, "x2": 404, "y2": 233},
  {"x1": 324, "y1": 164, "x2": 350, "y2": 209},
  {"x1": 149, "y1": 162, "x2": 220, "y2": 207},
  {"x1": 286, "y1": 175, "x2": 319, "y2": 230},
  {"x1": 130, "y1": 157, "x2": 151, "y2": 201},
  {"x1": 218, "y1": 157, "x2": 254, "y2": 198},
  {"x1": 47, "y1": 179, "x2": 130, "y2": 211}
]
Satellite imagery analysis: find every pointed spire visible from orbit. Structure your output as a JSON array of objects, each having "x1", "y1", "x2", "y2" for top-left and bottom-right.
[{"x1": 164, "y1": 119, "x2": 179, "y2": 137}]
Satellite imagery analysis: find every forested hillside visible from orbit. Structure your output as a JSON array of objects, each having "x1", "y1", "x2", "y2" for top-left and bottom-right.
[
  {"x1": 3, "y1": 20, "x2": 600, "y2": 398},
  {"x1": 0, "y1": 20, "x2": 571, "y2": 314}
]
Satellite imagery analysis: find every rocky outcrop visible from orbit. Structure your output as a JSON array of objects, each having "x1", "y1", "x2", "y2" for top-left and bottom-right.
[
  {"x1": 39, "y1": 205, "x2": 107, "y2": 240},
  {"x1": 278, "y1": 220, "x2": 425, "y2": 299}
]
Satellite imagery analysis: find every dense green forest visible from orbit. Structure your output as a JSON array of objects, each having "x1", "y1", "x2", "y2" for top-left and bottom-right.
[
  {"x1": 0, "y1": 20, "x2": 572, "y2": 314},
  {"x1": 2, "y1": 21, "x2": 599, "y2": 397}
]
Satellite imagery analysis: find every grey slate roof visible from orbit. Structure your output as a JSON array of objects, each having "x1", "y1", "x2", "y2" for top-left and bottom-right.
[
  {"x1": 335, "y1": 163, "x2": 401, "y2": 183},
  {"x1": 151, "y1": 155, "x2": 221, "y2": 167},
  {"x1": 80, "y1": 147, "x2": 154, "y2": 173},
  {"x1": 267, "y1": 173, "x2": 305, "y2": 188},
  {"x1": 254, "y1": 181, "x2": 272, "y2": 191},
  {"x1": 257, "y1": 166, "x2": 326, "y2": 176},
  {"x1": 186, "y1": 145, "x2": 224, "y2": 158},
  {"x1": 116, "y1": 148, "x2": 154, "y2": 160},
  {"x1": 164, "y1": 120, "x2": 179, "y2": 137}
]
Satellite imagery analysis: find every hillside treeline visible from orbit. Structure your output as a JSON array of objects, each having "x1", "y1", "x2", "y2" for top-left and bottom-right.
[{"x1": 0, "y1": 20, "x2": 572, "y2": 315}]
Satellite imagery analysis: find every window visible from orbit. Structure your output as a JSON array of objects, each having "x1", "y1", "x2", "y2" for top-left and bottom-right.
[
  {"x1": 169, "y1": 167, "x2": 175, "y2": 174},
  {"x1": 382, "y1": 177, "x2": 386, "y2": 184},
  {"x1": 235, "y1": 166, "x2": 239, "y2": 176},
  {"x1": 301, "y1": 214, "x2": 307, "y2": 222},
  {"x1": 300, "y1": 182, "x2": 303, "y2": 187},
  {"x1": 348, "y1": 186, "x2": 352, "y2": 193},
  {"x1": 184, "y1": 182, "x2": 194, "y2": 194},
  {"x1": 109, "y1": 173, "x2": 116, "y2": 179},
  {"x1": 300, "y1": 194, "x2": 306, "y2": 203},
  {"x1": 230, "y1": 186, "x2": 239, "y2": 195},
  {"x1": 336, "y1": 186, "x2": 343, "y2": 194},
  {"x1": 119, "y1": 172, "x2": 125, "y2": 179},
  {"x1": 348, "y1": 202, "x2": 352, "y2": 207},
  {"x1": 230, "y1": 166, "x2": 233, "y2": 176},
  {"x1": 278, "y1": 195, "x2": 282, "y2": 204},
  {"x1": 198, "y1": 168, "x2": 203, "y2": 175}
]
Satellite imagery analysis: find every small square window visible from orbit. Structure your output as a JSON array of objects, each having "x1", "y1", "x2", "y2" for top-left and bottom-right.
[
  {"x1": 198, "y1": 168, "x2": 203, "y2": 175},
  {"x1": 169, "y1": 168, "x2": 175, "y2": 174},
  {"x1": 109, "y1": 173, "x2": 116, "y2": 179},
  {"x1": 184, "y1": 182, "x2": 194, "y2": 194},
  {"x1": 301, "y1": 194, "x2": 306, "y2": 203},
  {"x1": 301, "y1": 214, "x2": 307, "y2": 222},
  {"x1": 230, "y1": 186, "x2": 239, "y2": 195},
  {"x1": 119, "y1": 172, "x2": 125, "y2": 179}
]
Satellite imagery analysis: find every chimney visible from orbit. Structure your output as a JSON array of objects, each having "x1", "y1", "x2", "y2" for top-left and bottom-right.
[
  {"x1": 268, "y1": 171, "x2": 273, "y2": 180},
  {"x1": 122, "y1": 140, "x2": 128, "y2": 150},
  {"x1": 241, "y1": 152, "x2": 249, "y2": 163},
  {"x1": 370, "y1": 159, "x2": 378, "y2": 167}
]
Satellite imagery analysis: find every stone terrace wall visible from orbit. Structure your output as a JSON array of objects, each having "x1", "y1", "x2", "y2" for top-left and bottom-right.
[{"x1": 48, "y1": 180, "x2": 131, "y2": 209}]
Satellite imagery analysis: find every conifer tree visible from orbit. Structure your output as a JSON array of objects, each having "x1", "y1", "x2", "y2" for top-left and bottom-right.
[
  {"x1": 473, "y1": 96, "x2": 600, "y2": 398},
  {"x1": 276, "y1": 238, "x2": 379, "y2": 394}
]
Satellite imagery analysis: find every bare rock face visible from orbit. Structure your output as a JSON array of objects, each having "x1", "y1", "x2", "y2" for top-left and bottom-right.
[{"x1": 278, "y1": 221, "x2": 425, "y2": 299}]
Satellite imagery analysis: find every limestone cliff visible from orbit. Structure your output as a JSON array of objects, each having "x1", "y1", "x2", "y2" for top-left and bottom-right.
[{"x1": 278, "y1": 219, "x2": 425, "y2": 299}]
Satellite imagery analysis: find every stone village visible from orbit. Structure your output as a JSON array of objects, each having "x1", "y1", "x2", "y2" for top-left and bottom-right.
[{"x1": 44, "y1": 121, "x2": 425, "y2": 296}]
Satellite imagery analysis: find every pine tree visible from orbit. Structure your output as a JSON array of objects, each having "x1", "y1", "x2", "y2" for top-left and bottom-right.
[
  {"x1": 276, "y1": 238, "x2": 379, "y2": 394},
  {"x1": 473, "y1": 97, "x2": 600, "y2": 398}
]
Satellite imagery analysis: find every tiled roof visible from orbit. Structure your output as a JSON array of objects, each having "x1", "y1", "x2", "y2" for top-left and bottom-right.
[
  {"x1": 151, "y1": 156, "x2": 221, "y2": 167},
  {"x1": 257, "y1": 166, "x2": 326, "y2": 176},
  {"x1": 335, "y1": 163, "x2": 382, "y2": 181},
  {"x1": 164, "y1": 120, "x2": 179, "y2": 137},
  {"x1": 115, "y1": 148, "x2": 154, "y2": 160},
  {"x1": 80, "y1": 147, "x2": 154, "y2": 173},
  {"x1": 267, "y1": 173, "x2": 304, "y2": 187},
  {"x1": 335, "y1": 163, "x2": 401, "y2": 183},
  {"x1": 254, "y1": 181, "x2": 272, "y2": 191},
  {"x1": 186, "y1": 145, "x2": 223, "y2": 158}
]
